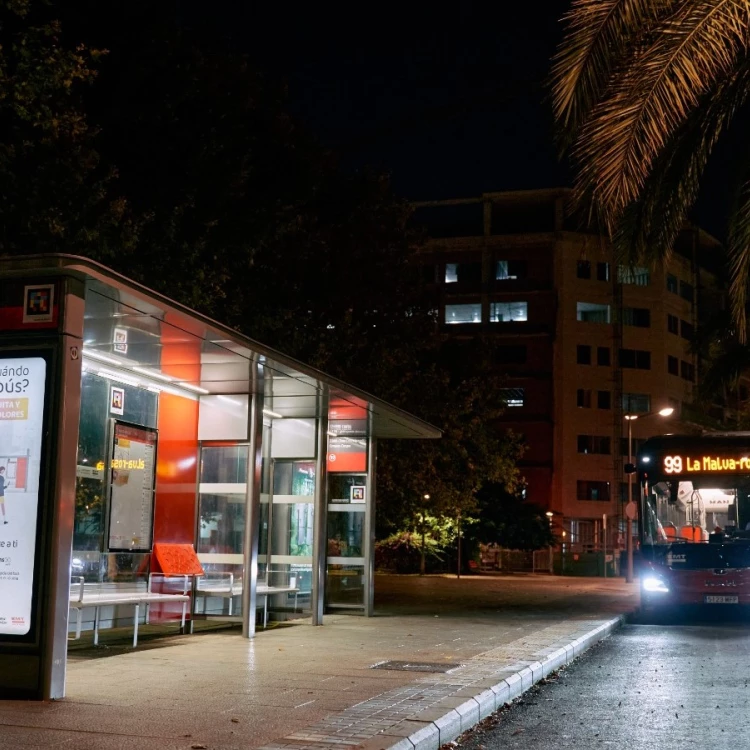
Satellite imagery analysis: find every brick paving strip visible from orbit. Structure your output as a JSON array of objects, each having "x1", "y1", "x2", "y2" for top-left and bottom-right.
[{"x1": 257, "y1": 615, "x2": 625, "y2": 750}]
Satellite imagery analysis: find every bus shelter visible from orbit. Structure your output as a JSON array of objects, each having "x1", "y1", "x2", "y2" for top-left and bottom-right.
[{"x1": 0, "y1": 254, "x2": 440, "y2": 699}]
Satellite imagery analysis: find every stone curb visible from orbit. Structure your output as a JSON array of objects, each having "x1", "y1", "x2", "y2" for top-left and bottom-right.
[{"x1": 355, "y1": 614, "x2": 625, "y2": 750}]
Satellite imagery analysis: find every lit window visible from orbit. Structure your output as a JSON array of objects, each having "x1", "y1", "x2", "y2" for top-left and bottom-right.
[
  {"x1": 577, "y1": 302, "x2": 611, "y2": 323},
  {"x1": 490, "y1": 301, "x2": 528, "y2": 322},
  {"x1": 446, "y1": 262, "x2": 481, "y2": 284},
  {"x1": 497, "y1": 260, "x2": 527, "y2": 280},
  {"x1": 499, "y1": 388, "x2": 525, "y2": 407},
  {"x1": 445, "y1": 304, "x2": 481, "y2": 324}
]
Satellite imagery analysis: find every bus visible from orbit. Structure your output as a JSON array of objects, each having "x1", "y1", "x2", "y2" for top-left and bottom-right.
[{"x1": 635, "y1": 433, "x2": 750, "y2": 611}]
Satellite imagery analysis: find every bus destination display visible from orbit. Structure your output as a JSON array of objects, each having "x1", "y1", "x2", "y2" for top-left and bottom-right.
[{"x1": 663, "y1": 454, "x2": 750, "y2": 475}]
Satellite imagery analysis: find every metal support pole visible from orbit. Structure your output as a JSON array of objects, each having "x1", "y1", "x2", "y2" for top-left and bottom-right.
[
  {"x1": 626, "y1": 418, "x2": 634, "y2": 583},
  {"x1": 311, "y1": 391, "x2": 329, "y2": 625},
  {"x1": 39, "y1": 335, "x2": 82, "y2": 699},
  {"x1": 241, "y1": 358, "x2": 264, "y2": 638},
  {"x1": 364, "y1": 434, "x2": 376, "y2": 617}
]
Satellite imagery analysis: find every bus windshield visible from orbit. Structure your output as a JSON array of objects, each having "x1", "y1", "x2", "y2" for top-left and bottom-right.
[{"x1": 642, "y1": 477, "x2": 750, "y2": 545}]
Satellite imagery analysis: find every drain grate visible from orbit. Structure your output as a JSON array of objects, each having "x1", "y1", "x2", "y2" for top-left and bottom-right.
[{"x1": 370, "y1": 660, "x2": 462, "y2": 673}]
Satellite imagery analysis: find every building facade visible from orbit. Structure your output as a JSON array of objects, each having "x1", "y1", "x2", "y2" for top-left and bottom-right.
[{"x1": 415, "y1": 189, "x2": 726, "y2": 550}]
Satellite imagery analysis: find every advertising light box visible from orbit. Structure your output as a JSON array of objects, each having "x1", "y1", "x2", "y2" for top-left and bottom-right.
[
  {"x1": 0, "y1": 357, "x2": 46, "y2": 636},
  {"x1": 107, "y1": 422, "x2": 157, "y2": 551}
]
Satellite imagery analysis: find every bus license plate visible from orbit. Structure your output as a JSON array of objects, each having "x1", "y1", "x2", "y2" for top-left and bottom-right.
[{"x1": 705, "y1": 595, "x2": 739, "y2": 604}]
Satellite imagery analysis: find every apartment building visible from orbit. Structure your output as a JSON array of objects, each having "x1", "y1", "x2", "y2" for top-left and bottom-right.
[{"x1": 414, "y1": 188, "x2": 726, "y2": 549}]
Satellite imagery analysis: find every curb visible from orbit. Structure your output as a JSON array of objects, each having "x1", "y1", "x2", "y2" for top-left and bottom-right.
[{"x1": 356, "y1": 614, "x2": 626, "y2": 750}]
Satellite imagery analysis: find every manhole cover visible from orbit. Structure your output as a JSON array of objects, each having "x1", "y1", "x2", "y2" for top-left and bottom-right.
[{"x1": 370, "y1": 660, "x2": 462, "y2": 673}]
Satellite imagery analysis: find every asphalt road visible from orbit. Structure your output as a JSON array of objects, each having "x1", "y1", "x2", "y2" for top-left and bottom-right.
[{"x1": 457, "y1": 614, "x2": 750, "y2": 750}]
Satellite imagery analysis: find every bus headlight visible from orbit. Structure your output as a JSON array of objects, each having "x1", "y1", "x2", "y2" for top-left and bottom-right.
[{"x1": 642, "y1": 576, "x2": 669, "y2": 593}]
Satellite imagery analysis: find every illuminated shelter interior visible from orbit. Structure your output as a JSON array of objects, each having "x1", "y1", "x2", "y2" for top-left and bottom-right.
[{"x1": 1, "y1": 254, "x2": 440, "y2": 641}]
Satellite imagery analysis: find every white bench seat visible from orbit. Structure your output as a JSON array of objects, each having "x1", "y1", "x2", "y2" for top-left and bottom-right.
[
  {"x1": 69, "y1": 580, "x2": 190, "y2": 648},
  {"x1": 195, "y1": 574, "x2": 300, "y2": 625}
]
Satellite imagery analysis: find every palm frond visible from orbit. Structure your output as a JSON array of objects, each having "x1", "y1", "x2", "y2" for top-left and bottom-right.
[
  {"x1": 697, "y1": 338, "x2": 750, "y2": 400},
  {"x1": 728, "y1": 177, "x2": 750, "y2": 342},
  {"x1": 573, "y1": 0, "x2": 750, "y2": 224},
  {"x1": 613, "y1": 59, "x2": 750, "y2": 266},
  {"x1": 551, "y1": 0, "x2": 672, "y2": 150}
]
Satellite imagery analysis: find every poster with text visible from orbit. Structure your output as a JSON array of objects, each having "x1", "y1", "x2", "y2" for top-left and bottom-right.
[
  {"x1": 107, "y1": 423, "x2": 156, "y2": 551},
  {"x1": 0, "y1": 357, "x2": 46, "y2": 636}
]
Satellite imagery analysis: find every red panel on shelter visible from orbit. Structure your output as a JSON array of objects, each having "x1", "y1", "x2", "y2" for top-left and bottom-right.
[
  {"x1": 152, "y1": 543, "x2": 204, "y2": 576},
  {"x1": 327, "y1": 450, "x2": 367, "y2": 472},
  {"x1": 153, "y1": 392, "x2": 199, "y2": 544},
  {"x1": 150, "y1": 322, "x2": 201, "y2": 622},
  {"x1": 329, "y1": 399, "x2": 367, "y2": 421}
]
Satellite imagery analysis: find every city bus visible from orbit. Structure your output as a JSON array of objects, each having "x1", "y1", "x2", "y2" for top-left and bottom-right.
[{"x1": 635, "y1": 433, "x2": 750, "y2": 611}]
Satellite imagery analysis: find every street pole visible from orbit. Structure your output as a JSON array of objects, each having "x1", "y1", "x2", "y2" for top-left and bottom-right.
[
  {"x1": 626, "y1": 417, "x2": 634, "y2": 583},
  {"x1": 420, "y1": 494, "x2": 429, "y2": 576},
  {"x1": 456, "y1": 510, "x2": 461, "y2": 579},
  {"x1": 420, "y1": 510, "x2": 426, "y2": 576},
  {"x1": 546, "y1": 511, "x2": 554, "y2": 574}
]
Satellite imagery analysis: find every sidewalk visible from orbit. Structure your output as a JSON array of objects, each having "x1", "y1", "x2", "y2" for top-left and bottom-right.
[{"x1": 0, "y1": 574, "x2": 637, "y2": 750}]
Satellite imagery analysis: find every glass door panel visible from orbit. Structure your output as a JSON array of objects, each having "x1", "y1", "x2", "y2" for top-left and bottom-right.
[
  {"x1": 326, "y1": 471, "x2": 367, "y2": 609},
  {"x1": 196, "y1": 445, "x2": 248, "y2": 616},
  {"x1": 268, "y1": 460, "x2": 315, "y2": 617}
]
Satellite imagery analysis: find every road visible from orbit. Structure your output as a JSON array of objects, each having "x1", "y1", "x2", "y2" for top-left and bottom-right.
[{"x1": 457, "y1": 614, "x2": 750, "y2": 750}]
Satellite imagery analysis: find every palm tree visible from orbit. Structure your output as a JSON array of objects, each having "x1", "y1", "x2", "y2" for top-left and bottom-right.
[{"x1": 551, "y1": 0, "x2": 750, "y2": 336}]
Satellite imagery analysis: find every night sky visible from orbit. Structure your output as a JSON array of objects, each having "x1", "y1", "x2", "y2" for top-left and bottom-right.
[{"x1": 188, "y1": 1, "x2": 572, "y2": 203}]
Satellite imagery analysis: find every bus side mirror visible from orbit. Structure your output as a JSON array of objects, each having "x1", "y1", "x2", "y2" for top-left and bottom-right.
[{"x1": 624, "y1": 463, "x2": 636, "y2": 474}]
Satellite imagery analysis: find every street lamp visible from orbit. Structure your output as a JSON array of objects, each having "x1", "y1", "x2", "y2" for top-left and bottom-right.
[{"x1": 624, "y1": 406, "x2": 674, "y2": 583}]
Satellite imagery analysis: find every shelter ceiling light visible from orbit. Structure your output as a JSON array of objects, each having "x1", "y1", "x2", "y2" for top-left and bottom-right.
[
  {"x1": 96, "y1": 369, "x2": 139, "y2": 387},
  {"x1": 133, "y1": 366, "x2": 174, "y2": 382},
  {"x1": 82, "y1": 349, "x2": 126, "y2": 366},
  {"x1": 263, "y1": 409, "x2": 283, "y2": 418},
  {"x1": 181, "y1": 383, "x2": 210, "y2": 395}
]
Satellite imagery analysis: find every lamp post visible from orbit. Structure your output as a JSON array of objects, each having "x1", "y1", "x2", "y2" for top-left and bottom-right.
[
  {"x1": 546, "y1": 511, "x2": 554, "y2": 573},
  {"x1": 420, "y1": 494, "x2": 430, "y2": 576},
  {"x1": 624, "y1": 406, "x2": 674, "y2": 583}
]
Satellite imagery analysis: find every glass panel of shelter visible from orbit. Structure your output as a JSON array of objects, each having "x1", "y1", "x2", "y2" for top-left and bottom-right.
[
  {"x1": 72, "y1": 370, "x2": 159, "y2": 584},
  {"x1": 195, "y1": 445, "x2": 248, "y2": 617},
  {"x1": 326, "y1": 471, "x2": 367, "y2": 609}
]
